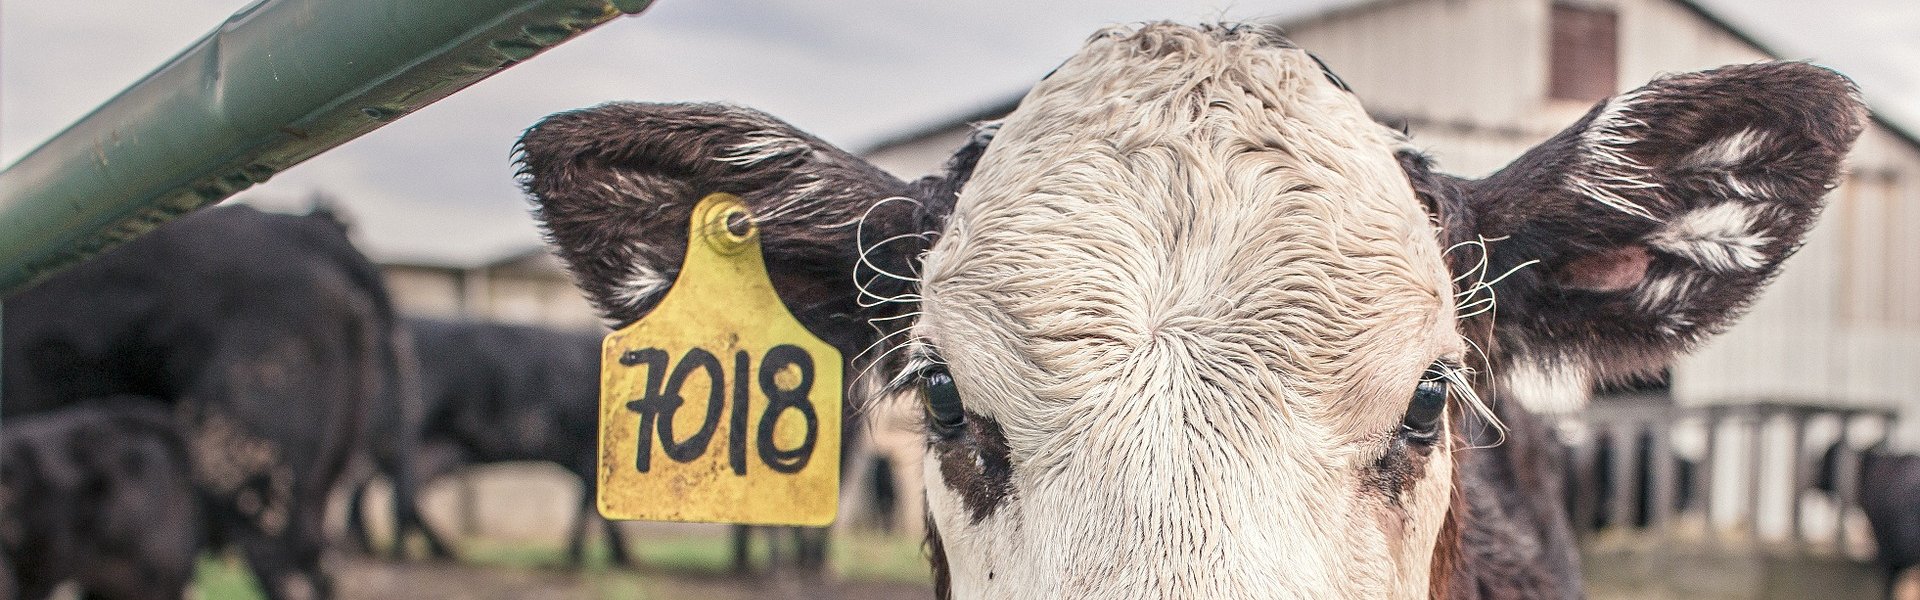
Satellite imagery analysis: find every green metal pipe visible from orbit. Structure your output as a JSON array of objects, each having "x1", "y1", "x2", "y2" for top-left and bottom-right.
[{"x1": 0, "y1": 0, "x2": 652, "y2": 296}]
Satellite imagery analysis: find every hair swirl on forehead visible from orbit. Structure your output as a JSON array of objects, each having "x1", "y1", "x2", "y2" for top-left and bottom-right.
[{"x1": 920, "y1": 22, "x2": 1456, "y2": 443}]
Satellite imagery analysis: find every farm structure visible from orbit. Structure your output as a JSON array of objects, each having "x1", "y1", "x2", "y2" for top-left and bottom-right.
[{"x1": 379, "y1": 248, "x2": 601, "y2": 331}]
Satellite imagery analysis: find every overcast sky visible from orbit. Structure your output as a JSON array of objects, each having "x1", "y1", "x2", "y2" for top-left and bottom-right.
[{"x1": 4, "y1": 0, "x2": 1916, "y2": 266}]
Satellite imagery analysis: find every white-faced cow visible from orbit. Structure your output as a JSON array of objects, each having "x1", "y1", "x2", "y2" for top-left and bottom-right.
[{"x1": 516, "y1": 23, "x2": 1863, "y2": 599}]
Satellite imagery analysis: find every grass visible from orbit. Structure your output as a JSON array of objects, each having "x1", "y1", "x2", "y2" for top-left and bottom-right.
[
  {"x1": 832, "y1": 530, "x2": 934, "y2": 585},
  {"x1": 460, "y1": 528, "x2": 932, "y2": 583},
  {"x1": 196, "y1": 528, "x2": 929, "y2": 599},
  {"x1": 196, "y1": 555, "x2": 265, "y2": 600},
  {"x1": 459, "y1": 534, "x2": 735, "y2": 574}
]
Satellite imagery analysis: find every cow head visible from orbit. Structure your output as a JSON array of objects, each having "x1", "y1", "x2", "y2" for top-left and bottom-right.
[{"x1": 518, "y1": 23, "x2": 1862, "y2": 599}]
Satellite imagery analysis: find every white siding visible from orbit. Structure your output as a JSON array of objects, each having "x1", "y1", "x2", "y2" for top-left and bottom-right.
[
  {"x1": 867, "y1": 126, "x2": 977, "y2": 180},
  {"x1": 1289, "y1": 0, "x2": 1549, "y2": 129},
  {"x1": 381, "y1": 263, "x2": 603, "y2": 332}
]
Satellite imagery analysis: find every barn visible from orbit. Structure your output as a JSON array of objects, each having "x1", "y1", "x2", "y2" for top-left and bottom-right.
[{"x1": 380, "y1": 247, "x2": 601, "y2": 330}]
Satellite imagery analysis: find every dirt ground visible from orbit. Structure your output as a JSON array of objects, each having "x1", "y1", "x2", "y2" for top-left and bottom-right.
[
  {"x1": 330, "y1": 555, "x2": 932, "y2": 600},
  {"x1": 311, "y1": 463, "x2": 933, "y2": 599}
]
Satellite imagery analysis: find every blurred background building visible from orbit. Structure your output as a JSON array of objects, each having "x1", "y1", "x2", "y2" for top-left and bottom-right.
[{"x1": 381, "y1": 247, "x2": 602, "y2": 330}]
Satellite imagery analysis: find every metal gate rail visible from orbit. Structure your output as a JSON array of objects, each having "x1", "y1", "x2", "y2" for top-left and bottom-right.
[{"x1": 0, "y1": 0, "x2": 651, "y2": 296}]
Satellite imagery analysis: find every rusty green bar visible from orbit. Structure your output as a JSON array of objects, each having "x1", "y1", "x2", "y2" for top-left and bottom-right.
[{"x1": 0, "y1": 0, "x2": 652, "y2": 296}]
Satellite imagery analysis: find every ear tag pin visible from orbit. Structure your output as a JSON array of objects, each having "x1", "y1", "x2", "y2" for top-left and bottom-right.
[{"x1": 596, "y1": 193, "x2": 842, "y2": 525}]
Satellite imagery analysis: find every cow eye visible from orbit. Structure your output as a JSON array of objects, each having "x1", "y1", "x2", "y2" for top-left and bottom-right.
[
  {"x1": 1402, "y1": 363, "x2": 1449, "y2": 441},
  {"x1": 920, "y1": 367, "x2": 966, "y2": 435}
]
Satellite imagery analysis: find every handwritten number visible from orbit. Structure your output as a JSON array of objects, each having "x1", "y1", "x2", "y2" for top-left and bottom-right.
[
  {"x1": 625, "y1": 348, "x2": 723, "y2": 471},
  {"x1": 658, "y1": 348, "x2": 724, "y2": 462},
  {"x1": 623, "y1": 349, "x2": 669, "y2": 473},
  {"x1": 757, "y1": 345, "x2": 818, "y2": 474},
  {"x1": 623, "y1": 346, "x2": 820, "y2": 475},
  {"x1": 729, "y1": 350, "x2": 751, "y2": 476}
]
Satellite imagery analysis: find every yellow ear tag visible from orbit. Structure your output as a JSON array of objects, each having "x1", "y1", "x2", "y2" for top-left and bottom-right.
[{"x1": 597, "y1": 193, "x2": 841, "y2": 526}]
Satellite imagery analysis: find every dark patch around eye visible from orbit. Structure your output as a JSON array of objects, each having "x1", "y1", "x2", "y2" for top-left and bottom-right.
[
  {"x1": 1366, "y1": 363, "x2": 1453, "y2": 503},
  {"x1": 1367, "y1": 436, "x2": 1435, "y2": 507},
  {"x1": 933, "y1": 412, "x2": 1014, "y2": 523}
]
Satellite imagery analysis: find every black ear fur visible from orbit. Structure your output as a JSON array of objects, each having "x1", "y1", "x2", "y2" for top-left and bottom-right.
[
  {"x1": 1428, "y1": 61, "x2": 1867, "y2": 383},
  {"x1": 516, "y1": 103, "x2": 989, "y2": 361}
]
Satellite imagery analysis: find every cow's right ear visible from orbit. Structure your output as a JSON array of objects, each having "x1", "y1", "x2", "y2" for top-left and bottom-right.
[
  {"x1": 1430, "y1": 62, "x2": 1863, "y2": 393},
  {"x1": 516, "y1": 103, "x2": 938, "y2": 352}
]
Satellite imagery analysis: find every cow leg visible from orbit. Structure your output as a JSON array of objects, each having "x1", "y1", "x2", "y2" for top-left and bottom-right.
[
  {"x1": 388, "y1": 469, "x2": 455, "y2": 561},
  {"x1": 238, "y1": 530, "x2": 331, "y2": 600},
  {"x1": 71, "y1": 553, "x2": 195, "y2": 600},
  {"x1": 564, "y1": 487, "x2": 595, "y2": 567},
  {"x1": 345, "y1": 479, "x2": 378, "y2": 554},
  {"x1": 248, "y1": 485, "x2": 337, "y2": 600},
  {"x1": 1886, "y1": 564, "x2": 1901, "y2": 600},
  {"x1": 391, "y1": 441, "x2": 464, "y2": 561},
  {"x1": 79, "y1": 570, "x2": 191, "y2": 600},
  {"x1": 565, "y1": 457, "x2": 620, "y2": 567},
  {"x1": 561, "y1": 491, "x2": 635, "y2": 568},
  {"x1": 601, "y1": 514, "x2": 633, "y2": 568},
  {"x1": 796, "y1": 526, "x2": 830, "y2": 575},
  {"x1": 731, "y1": 525, "x2": 754, "y2": 574}
]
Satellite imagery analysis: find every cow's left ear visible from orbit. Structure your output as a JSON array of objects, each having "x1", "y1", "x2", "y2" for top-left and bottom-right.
[{"x1": 1442, "y1": 61, "x2": 1866, "y2": 386}]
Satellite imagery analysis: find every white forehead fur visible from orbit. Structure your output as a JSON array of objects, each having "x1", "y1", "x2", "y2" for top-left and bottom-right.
[
  {"x1": 916, "y1": 24, "x2": 1460, "y2": 598},
  {"x1": 922, "y1": 24, "x2": 1457, "y2": 446}
]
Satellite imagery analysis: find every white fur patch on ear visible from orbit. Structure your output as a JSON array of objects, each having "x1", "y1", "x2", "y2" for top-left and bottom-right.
[
  {"x1": 1682, "y1": 128, "x2": 1769, "y2": 169},
  {"x1": 610, "y1": 250, "x2": 672, "y2": 311},
  {"x1": 1633, "y1": 272, "x2": 1700, "y2": 335},
  {"x1": 1574, "y1": 90, "x2": 1662, "y2": 220},
  {"x1": 1645, "y1": 202, "x2": 1772, "y2": 273},
  {"x1": 716, "y1": 130, "x2": 816, "y2": 167},
  {"x1": 1500, "y1": 360, "x2": 1591, "y2": 415}
]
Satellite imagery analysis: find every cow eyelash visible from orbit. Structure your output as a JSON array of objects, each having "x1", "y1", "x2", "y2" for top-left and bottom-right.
[
  {"x1": 886, "y1": 346, "x2": 967, "y2": 436},
  {"x1": 1409, "y1": 359, "x2": 1505, "y2": 450},
  {"x1": 882, "y1": 344, "x2": 944, "y2": 398}
]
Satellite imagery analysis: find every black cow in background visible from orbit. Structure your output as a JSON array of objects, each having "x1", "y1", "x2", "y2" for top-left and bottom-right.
[
  {"x1": 3, "y1": 205, "x2": 403, "y2": 600},
  {"x1": 345, "y1": 318, "x2": 630, "y2": 566},
  {"x1": 1, "y1": 397, "x2": 201, "y2": 600},
  {"x1": 1817, "y1": 442, "x2": 1920, "y2": 599},
  {"x1": 340, "y1": 320, "x2": 452, "y2": 561}
]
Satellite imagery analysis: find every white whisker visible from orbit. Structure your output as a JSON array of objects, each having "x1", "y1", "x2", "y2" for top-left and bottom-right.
[
  {"x1": 1443, "y1": 365, "x2": 1506, "y2": 451},
  {"x1": 854, "y1": 325, "x2": 921, "y2": 363}
]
